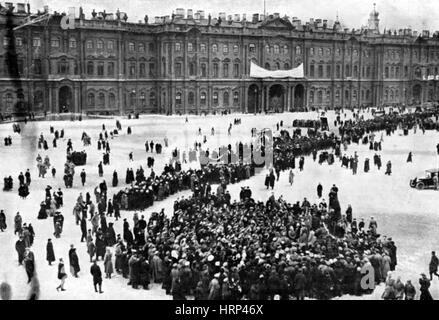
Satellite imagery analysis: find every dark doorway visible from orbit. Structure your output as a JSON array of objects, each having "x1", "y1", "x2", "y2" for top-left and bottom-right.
[
  {"x1": 413, "y1": 84, "x2": 422, "y2": 104},
  {"x1": 294, "y1": 84, "x2": 305, "y2": 111},
  {"x1": 269, "y1": 84, "x2": 284, "y2": 112},
  {"x1": 59, "y1": 86, "x2": 73, "y2": 113},
  {"x1": 248, "y1": 84, "x2": 259, "y2": 113}
]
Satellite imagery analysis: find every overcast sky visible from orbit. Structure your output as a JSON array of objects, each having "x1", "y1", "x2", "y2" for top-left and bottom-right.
[{"x1": 26, "y1": 0, "x2": 439, "y2": 31}]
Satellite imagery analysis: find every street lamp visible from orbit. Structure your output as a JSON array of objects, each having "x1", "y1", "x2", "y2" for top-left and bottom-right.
[{"x1": 254, "y1": 88, "x2": 257, "y2": 115}]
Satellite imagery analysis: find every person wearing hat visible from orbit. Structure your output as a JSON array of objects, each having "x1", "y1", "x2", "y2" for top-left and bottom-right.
[
  {"x1": 404, "y1": 280, "x2": 416, "y2": 300},
  {"x1": 68, "y1": 245, "x2": 80, "y2": 278},
  {"x1": 208, "y1": 273, "x2": 221, "y2": 300},
  {"x1": 419, "y1": 273, "x2": 433, "y2": 300},
  {"x1": 56, "y1": 258, "x2": 67, "y2": 291},
  {"x1": 90, "y1": 259, "x2": 103, "y2": 294}
]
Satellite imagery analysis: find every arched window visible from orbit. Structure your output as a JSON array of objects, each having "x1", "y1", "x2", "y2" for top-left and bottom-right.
[
  {"x1": 385, "y1": 66, "x2": 389, "y2": 78},
  {"x1": 233, "y1": 91, "x2": 239, "y2": 104},
  {"x1": 366, "y1": 90, "x2": 371, "y2": 100},
  {"x1": 69, "y1": 38, "x2": 77, "y2": 48},
  {"x1": 265, "y1": 63, "x2": 270, "y2": 70},
  {"x1": 284, "y1": 63, "x2": 290, "y2": 70},
  {"x1": 87, "y1": 93, "x2": 95, "y2": 106},
  {"x1": 176, "y1": 92, "x2": 182, "y2": 105},
  {"x1": 390, "y1": 90, "x2": 394, "y2": 101},
  {"x1": 223, "y1": 63, "x2": 229, "y2": 77},
  {"x1": 326, "y1": 65, "x2": 331, "y2": 78},
  {"x1": 326, "y1": 90, "x2": 331, "y2": 101},
  {"x1": 275, "y1": 62, "x2": 280, "y2": 70},
  {"x1": 265, "y1": 45, "x2": 270, "y2": 53},
  {"x1": 295, "y1": 46, "x2": 301, "y2": 55},
  {"x1": 98, "y1": 93, "x2": 105, "y2": 108},
  {"x1": 385, "y1": 90, "x2": 389, "y2": 101},
  {"x1": 233, "y1": 45, "x2": 239, "y2": 54},
  {"x1": 336, "y1": 65, "x2": 341, "y2": 78},
  {"x1": 318, "y1": 48, "x2": 323, "y2": 56},
  {"x1": 223, "y1": 91, "x2": 229, "y2": 106},
  {"x1": 97, "y1": 40, "x2": 104, "y2": 50},
  {"x1": 33, "y1": 59, "x2": 42, "y2": 74},
  {"x1": 274, "y1": 45, "x2": 280, "y2": 54},
  {"x1": 148, "y1": 43, "x2": 155, "y2": 53},
  {"x1": 283, "y1": 45, "x2": 288, "y2": 55},
  {"x1": 201, "y1": 63, "x2": 207, "y2": 77},
  {"x1": 87, "y1": 61, "x2": 94, "y2": 75},
  {"x1": 249, "y1": 44, "x2": 256, "y2": 53},
  {"x1": 353, "y1": 65, "x2": 358, "y2": 78},
  {"x1": 353, "y1": 90, "x2": 357, "y2": 100},
  {"x1": 309, "y1": 91, "x2": 315, "y2": 103},
  {"x1": 335, "y1": 90, "x2": 340, "y2": 102},
  {"x1": 109, "y1": 93, "x2": 116, "y2": 108},
  {"x1": 200, "y1": 92, "x2": 206, "y2": 105},
  {"x1": 139, "y1": 63, "x2": 146, "y2": 77},
  {"x1": 213, "y1": 92, "x2": 219, "y2": 105},
  {"x1": 128, "y1": 42, "x2": 135, "y2": 52},
  {"x1": 345, "y1": 64, "x2": 350, "y2": 77},
  {"x1": 310, "y1": 64, "x2": 315, "y2": 77},
  {"x1": 188, "y1": 92, "x2": 195, "y2": 105},
  {"x1": 212, "y1": 44, "x2": 218, "y2": 53}
]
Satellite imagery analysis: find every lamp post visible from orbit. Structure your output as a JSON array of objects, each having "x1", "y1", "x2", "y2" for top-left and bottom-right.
[
  {"x1": 131, "y1": 89, "x2": 136, "y2": 115},
  {"x1": 254, "y1": 87, "x2": 257, "y2": 115}
]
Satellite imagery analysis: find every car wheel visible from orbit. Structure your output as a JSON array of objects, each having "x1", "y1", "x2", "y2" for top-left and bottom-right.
[
  {"x1": 417, "y1": 182, "x2": 425, "y2": 190},
  {"x1": 410, "y1": 180, "x2": 416, "y2": 188}
]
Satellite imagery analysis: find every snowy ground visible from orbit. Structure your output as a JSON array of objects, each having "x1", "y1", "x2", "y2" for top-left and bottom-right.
[{"x1": 0, "y1": 110, "x2": 439, "y2": 300}]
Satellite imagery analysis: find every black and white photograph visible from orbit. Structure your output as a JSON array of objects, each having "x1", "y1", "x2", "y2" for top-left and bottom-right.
[{"x1": 0, "y1": 0, "x2": 439, "y2": 306}]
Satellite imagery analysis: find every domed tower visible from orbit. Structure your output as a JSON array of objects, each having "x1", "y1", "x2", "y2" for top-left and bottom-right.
[{"x1": 367, "y1": 3, "x2": 380, "y2": 34}]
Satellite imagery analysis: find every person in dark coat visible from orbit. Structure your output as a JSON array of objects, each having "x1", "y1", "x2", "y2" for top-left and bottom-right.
[
  {"x1": 68, "y1": 245, "x2": 80, "y2": 277},
  {"x1": 114, "y1": 202, "x2": 121, "y2": 221},
  {"x1": 317, "y1": 183, "x2": 323, "y2": 198},
  {"x1": 139, "y1": 257, "x2": 151, "y2": 290},
  {"x1": 429, "y1": 251, "x2": 439, "y2": 281},
  {"x1": 90, "y1": 260, "x2": 103, "y2": 293},
  {"x1": 264, "y1": 174, "x2": 270, "y2": 189},
  {"x1": 112, "y1": 171, "x2": 118, "y2": 187},
  {"x1": 419, "y1": 274, "x2": 433, "y2": 300},
  {"x1": 80, "y1": 217, "x2": 87, "y2": 242},
  {"x1": 294, "y1": 268, "x2": 307, "y2": 300},
  {"x1": 80, "y1": 170, "x2": 86, "y2": 186},
  {"x1": 98, "y1": 162, "x2": 103, "y2": 177},
  {"x1": 385, "y1": 161, "x2": 392, "y2": 175},
  {"x1": 407, "y1": 152, "x2": 413, "y2": 163},
  {"x1": 105, "y1": 223, "x2": 117, "y2": 247},
  {"x1": 95, "y1": 236, "x2": 106, "y2": 260},
  {"x1": 0, "y1": 210, "x2": 6, "y2": 231},
  {"x1": 15, "y1": 238, "x2": 26, "y2": 265},
  {"x1": 269, "y1": 172, "x2": 275, "y2": 190},
  {"x1": 23, "y1": 249, "x2": 35, "y2": 283},
  {"x1": 364, "y1": 158, "x2": 370, "y2": 173},
  {"x1": 46, "y1": 239, "x2": 55, "y2": 265}
]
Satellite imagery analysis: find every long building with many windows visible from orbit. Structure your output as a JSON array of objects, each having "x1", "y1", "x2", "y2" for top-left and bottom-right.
[{"x1": 1, "y1": 3, "x2": 439, "y2": 115}]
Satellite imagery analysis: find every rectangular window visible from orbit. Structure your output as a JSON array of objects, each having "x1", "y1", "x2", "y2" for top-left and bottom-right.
[
  {"x1": 310, "y1": 65, "x2": 315, "y2": 77},
  {"x1": 138, "y1": 44, "x2": 145, "y2": 52},
  {"x1": 97, "y1": 62, "x2": 104, "y2": 76},
  {"x1": 51, "y1": 38, "x2": 60, "y2": 48},
  {"x1": 249, "y1": 44, "x2": 255, "y2": 53},
  {"x1": 223, "y1": 63, "x2": 229, "y2": 78},
  {"x1": 69, "y1": 39, "x2": 76, "y2": 48},
  {"x1": 175, "y1": 63, "x2": 182, "y2": 77},
  {"x1": 129, "y1": 42, "x2": 135, "y2": 52},
  {"x1": 108, "y1": 62, "x2": 115, "y2": 76},
  {"x1": 213, "y1": 63, "x2": 219, "y2": 78},
  {"x1": 188, "y1": 43, "x2": 193, "y2": 52},
  {"x1": 149, "y1": 63, "x2": 155, "y2": 76},
  {"x1": 200, "y1": 43, "x2": 206, "y2": 53},
  {"x1": 86, "y1": 40, "x2": 93, "y2": 49},
  {"x1": 15, "y1": 37, "x2": 23, "y2": 47},
  {"x1": 107, "y1": 41, "x2": 114, "y2": 51},
  {"x1": 234, "y1": 64, "x2": 239, "y2": 78},
  {"x1": 33, "y1": 37, "x2": 41, "y2": 47},
  {"x1": 223, "y1": 44, "x2": 229, "y2": 54}
]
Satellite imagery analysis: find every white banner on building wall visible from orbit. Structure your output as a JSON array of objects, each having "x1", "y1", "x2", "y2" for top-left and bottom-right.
[{"x1": 250, "y1": 61, "x2": 305, "y2": 79}]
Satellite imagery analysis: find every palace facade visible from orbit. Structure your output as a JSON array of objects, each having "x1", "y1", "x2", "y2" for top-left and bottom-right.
[{"x1": 1, "y1": 2, "x2": 439, "y2": 115}]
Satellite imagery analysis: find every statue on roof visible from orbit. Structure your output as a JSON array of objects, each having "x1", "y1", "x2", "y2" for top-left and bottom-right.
[
  {"x1": 92, "y1": 9, "x2": 97, "y2": 18},
  {"x1": 123, "y1": 13, "x2": 128, "y2": 22},
  {"x1": 144, "y1": 15, "x2": 148, "y2": 24},
  {"x1": 116, "y1": 9, "x2": 121, "y2": 20},
  {"x1": 208, "y1": 13, "x2": 211, "y2": 25}
]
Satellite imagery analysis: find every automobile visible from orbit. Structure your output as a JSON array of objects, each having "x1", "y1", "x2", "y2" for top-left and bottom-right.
[{"x1": 410, "y1": 169, "x2": 439, "y2": 190}]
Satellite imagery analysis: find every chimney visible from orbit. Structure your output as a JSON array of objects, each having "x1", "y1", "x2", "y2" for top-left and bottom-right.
[
  {"x1": 260, "y1": 14, "x2": 265, "y2": 21},
  {"x1": 16, "y1": 3, "x2": 25, "y2": 13},
  {"x1": 187, "y1": 9, "x2": 193, "y2": 19},
  {"x1": 234, "y1": 14, "x2": 240, "y2": 21},
  {"x1": 44, "y1": 5, "x2": 49, "y2": 13},
  {"x1": 242, "y1": 13, "x2": 246, "y2": 21},
  {"x1": 423, "y1": 30, "x2": 430, "y2": 37},
  {"x1": 155, "y1": 16, "x2": 161, "y2": 24},
  {"x1": 4, "y1": 2, "x2": 13, "y2": 10},
  {"x1": 227, "y1": 15, "x2": 232, "y2": 22},
  {"x1": 219, "y1": 12, "x2": 226, "y2": 20},
  {"x1": 194, "y1": 12, "x2": 200, "y2": 20},
  {"x1": 199, "y1": 10, "x2": 205, "y2": 19},
  {"x1": 164, "y1": 15, "x2": 171, "y2": 23},
  {"x1": 273, "y1": 12, "x2": 279, "y2": 19},
  {"x1": 176, "y1": 8, "x2": 185, "y2": 18},
  {"x1": 252, "y1": 13, "x2": 259, "y2": 23}
]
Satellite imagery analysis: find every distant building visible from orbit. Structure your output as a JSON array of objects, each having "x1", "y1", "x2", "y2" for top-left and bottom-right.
[{"x1": 0, "y1": 3, "x2": 439, "y2": 115}]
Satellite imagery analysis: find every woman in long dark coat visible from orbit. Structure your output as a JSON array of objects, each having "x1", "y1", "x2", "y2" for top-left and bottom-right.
[
  {"x1": 0, "y1": 210, "x2": 6, "y2": 231},
  {"x1": 68, "y1": 247, "x2": 80, "y2": 277},
  {"x1": 37, "y1": 202, "x2": 47, "y2": 220},
  {"x1": 46, "y1": 239, "x2": 55, "y2": 265},
  {"x1": 112, "y1": 171, "x2": 118, "y2": 187}
]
